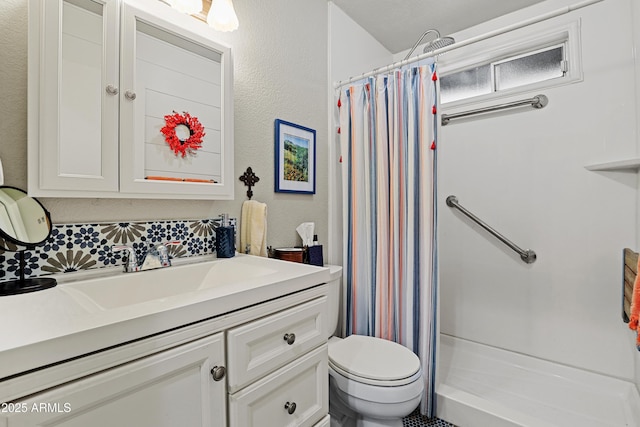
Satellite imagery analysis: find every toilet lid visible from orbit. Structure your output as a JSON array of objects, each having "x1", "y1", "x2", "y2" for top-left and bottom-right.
[{"x1": 328, "y1": 335, "x2": 420, "y2": 383}]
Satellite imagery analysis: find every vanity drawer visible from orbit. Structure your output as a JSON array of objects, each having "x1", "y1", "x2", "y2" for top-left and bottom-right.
[
  {"x1": 227, "y1": 296, "x2": 327, "y2": 392},
  {"x1": 313, "y1": 415, "x2": 330, "y2": 427},
  {"x1": 228, "y1": 344, "x2": 328, "y2": 427}
]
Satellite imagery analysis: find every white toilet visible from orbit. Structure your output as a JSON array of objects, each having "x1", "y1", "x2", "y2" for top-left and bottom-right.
[{"x1": 325, "y1": 265, "x2": 424, "y2": 427}]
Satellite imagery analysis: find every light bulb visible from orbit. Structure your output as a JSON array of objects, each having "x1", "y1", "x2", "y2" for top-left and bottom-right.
[{"x1": 207, "y1": 0, "x2": 239, "y2": 32}]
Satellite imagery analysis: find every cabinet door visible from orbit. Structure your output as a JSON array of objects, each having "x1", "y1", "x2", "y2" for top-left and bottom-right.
[
  {"x1": 2, "y1": 333, "x2": 226, "y2": 427},
  {"x1": 29, "y1": 0, "x2": 119, "y2": 195},
  {"x1": 119, "y1": 0, "x2": 234, "y2": 199}
]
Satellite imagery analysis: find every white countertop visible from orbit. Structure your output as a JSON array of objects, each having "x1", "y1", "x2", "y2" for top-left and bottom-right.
[{"x1": 0, "y1": 254, "x2": 330, "y2": 380}]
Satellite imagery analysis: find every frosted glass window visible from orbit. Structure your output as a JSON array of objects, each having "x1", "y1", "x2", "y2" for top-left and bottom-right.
[
  {"x1": 440, "y1": 65, "x2": 491, "y2": 104},
  {"x1": 440, "y1": 43, "x2": 567, "y2": 103},
  {"x1": 495, "y1": 46, "x2": 564, "y2": 91}
]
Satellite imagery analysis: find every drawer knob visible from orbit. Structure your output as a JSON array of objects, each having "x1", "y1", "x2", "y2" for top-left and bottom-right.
[
  {"x1": 284, "y1": 401, "x2": 297, "y2": 415},
  {"x1": 210, "y1": 365, "x2": 226, "y2": 381},
  {"x1": 283, "y1": 333, "x2": 296, "y2": 345},
  {"x1": 105, "y1": 84, "x2": 119, "y2": 95},
  {"x1": 124, "y1": 90, "x2": 137, "y2": 101}
]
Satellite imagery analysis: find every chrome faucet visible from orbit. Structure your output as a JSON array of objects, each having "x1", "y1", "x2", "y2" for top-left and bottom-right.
[
  {"x1": 113, "y1": 241, "x2": 180, "y2": 273},
  {"x1": 112, "y1": 245, "x2": 139, "y2": 273}
]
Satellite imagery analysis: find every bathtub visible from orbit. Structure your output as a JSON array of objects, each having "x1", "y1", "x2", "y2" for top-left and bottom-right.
[{"x1": 436, "y1": 334, "x2": 640, "y2": 427}]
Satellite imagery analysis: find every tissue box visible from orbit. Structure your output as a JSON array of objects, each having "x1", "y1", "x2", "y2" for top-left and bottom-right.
[{"x1": 307, "y1": 245, "x2": 323, "y2": 266}]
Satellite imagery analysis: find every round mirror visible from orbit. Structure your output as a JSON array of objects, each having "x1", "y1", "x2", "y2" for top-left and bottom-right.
[
  {"x1": 0, "y1": 186, "x2": 52, "y2": 248},
  {"x1": 174, "y1": 123, "x2": 191, "y2": 142},
  {"x1": 0, "y1": 186, "x2": 56, "y2": 296}
]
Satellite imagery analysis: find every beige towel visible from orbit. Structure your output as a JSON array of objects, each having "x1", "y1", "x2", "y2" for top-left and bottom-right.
[{"x1": 240, "y1": 200, "x2": 267, "y2": 256}]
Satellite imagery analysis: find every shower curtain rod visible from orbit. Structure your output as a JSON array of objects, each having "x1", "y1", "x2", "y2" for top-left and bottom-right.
[{"x1": 333, "y1": 0, "x2": 603, "y2": 89}]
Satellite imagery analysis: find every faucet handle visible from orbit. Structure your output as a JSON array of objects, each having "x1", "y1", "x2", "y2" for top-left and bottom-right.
[
  {"x1": 156, "y1": 241, "x2": 181, "y2": 267},
  {"x1": 112, "y1": 245, "x2": 139, "y2": 273}
]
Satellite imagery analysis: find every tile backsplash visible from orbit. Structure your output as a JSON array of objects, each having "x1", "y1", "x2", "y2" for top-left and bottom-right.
[{"x1": 0, "y1": 218, "x2": 235, "y2": 281}]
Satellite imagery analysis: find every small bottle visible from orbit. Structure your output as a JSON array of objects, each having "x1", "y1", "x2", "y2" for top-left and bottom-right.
[
  {"x1": 215, "y1": 214, "x2": 235, "y2": 258},
  {"x1": 308, "y1": 234, "x2": 323, "y2": 266}
]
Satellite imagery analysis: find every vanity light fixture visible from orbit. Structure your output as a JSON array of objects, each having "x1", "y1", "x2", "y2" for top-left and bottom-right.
[
  {"x1": 207, "y1": 0, "x2": 239, "y2": 32},
  {"x1": 167, "y1": 0, "x2": 202, "y2": 14}
]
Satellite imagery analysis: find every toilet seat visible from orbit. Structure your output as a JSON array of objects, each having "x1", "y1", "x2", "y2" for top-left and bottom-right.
[{"x1": 328, "y1": 335, "x2": 421, "y2": 387}]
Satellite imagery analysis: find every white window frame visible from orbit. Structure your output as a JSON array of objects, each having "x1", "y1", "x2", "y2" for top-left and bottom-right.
[{"x1": 438, "y1": 19, "x2": 583, "y2": 107}]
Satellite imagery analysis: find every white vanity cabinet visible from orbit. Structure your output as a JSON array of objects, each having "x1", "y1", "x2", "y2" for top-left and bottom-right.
[
  {"x1": 314, "y1": 415, "x2": 331, "y2": 427},
  {"x1": 28, "y1": 0, "x2": 234, "y2": 200},
  {"x1": 2, "y1": 333, "x2": 227, "y2": 427},
  {"x1": 0, "y1": 282, "x2": 330, "y2": 427}
]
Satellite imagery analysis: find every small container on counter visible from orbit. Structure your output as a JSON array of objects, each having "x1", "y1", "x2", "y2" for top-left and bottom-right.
[{"x1": 215, "y1": 213, "x2": 236, "y2": 258}]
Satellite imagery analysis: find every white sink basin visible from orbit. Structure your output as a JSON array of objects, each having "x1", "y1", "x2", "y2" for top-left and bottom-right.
[
  {"x1": 59, "y1": 255, "x2": 281, "y2": 311},
  {"x1": 0, "y1": 254, "x2": 330, "y2": 382}
]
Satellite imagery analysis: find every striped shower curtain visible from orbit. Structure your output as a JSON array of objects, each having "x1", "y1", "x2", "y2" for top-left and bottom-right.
[{"x1": 337, "y1": 63, "x2": 438, "y2": 416}]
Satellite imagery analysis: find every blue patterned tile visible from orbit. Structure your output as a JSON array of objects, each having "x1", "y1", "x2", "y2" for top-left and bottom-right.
[
  {"x1": 41, "y1": 249, "x2": 98, "y2": 274},
  {"x1": 170, "y1": 222, "x2": 191, "y2": 242},
  {"x1": 5, "y1": 250, "x2": 40, "y2": 277},
  {"x1": 100, "y1": 222, "x2": 146, "y2": 245},
  {"x1": 187, "y1": 237, "x2": 205, "y2": 256},
  {"x1": 0, "y1": 217, "x2": 233, "y2": 281},
  {"x1": 73, "y1": 226, "x2": 102, "y2": 249},
  {"x1": 96, "y1": 244, "x2": 122, "y2": 267},
  {"x1": 146, "y1": 223, "x2": 170, "y2": 243}
]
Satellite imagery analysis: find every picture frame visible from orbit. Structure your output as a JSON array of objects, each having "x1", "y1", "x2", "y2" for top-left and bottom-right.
[{"x1": 274, "y1": 119, "x2": 316, "y2": 194}]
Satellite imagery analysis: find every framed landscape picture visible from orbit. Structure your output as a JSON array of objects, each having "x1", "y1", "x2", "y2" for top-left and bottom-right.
[{"x1": 274, "y1": 119, "x2": 316, "y2": 194}]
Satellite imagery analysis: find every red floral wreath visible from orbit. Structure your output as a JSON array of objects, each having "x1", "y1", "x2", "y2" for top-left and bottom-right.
[{"x1": 160, "y1": 111, "x2": 206, "y2": 158}]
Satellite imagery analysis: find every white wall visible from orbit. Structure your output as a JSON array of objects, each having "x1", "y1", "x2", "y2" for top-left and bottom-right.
[
  {"x1": 632, "y1": 0, "x2": 640, "y2": 392},
  {"x1": 438, "y1": 0, "x2": 638, "y2": 380},
  {"x1": 327, "y1": 2, "x2": 392, "y2": 264},
  {"x1": 0, "y1": 0, "x2": 328, "y2": 250}
]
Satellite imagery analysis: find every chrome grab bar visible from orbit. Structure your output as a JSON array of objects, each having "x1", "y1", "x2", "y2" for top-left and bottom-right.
[
  {"x1": 446, "y1": 195, "x2": 537, "y2": 264},
  {"x1": 441, "y1": 94, "x2": 548, "y2": 126}
]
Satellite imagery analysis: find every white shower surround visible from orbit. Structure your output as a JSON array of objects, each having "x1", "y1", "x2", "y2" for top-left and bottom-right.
[
  {"x1": 438, "y1": 0, "x2": 636, "y2": 381},
  {"x1": 330, "y1": 0, "x2": 640, "y2": 423},
  {"x1": 437, "y1": 334, "x2": 640, "y2": 426},
  {"x1": 437, "y1": 0, "x2": 640, "y2": 422}
]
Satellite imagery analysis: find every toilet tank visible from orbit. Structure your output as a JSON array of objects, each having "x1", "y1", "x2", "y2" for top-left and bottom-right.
[{"x1": 325, "y1": 265, "x2": 343, "y2": 339}]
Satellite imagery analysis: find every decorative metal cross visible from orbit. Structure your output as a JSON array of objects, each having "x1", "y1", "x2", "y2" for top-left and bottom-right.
[{"x1": 239, "y1": 167, "x2": 259, "y2": 200}]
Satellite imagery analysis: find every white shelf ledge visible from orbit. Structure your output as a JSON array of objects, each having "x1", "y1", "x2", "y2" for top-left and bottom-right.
[{"x1": 584, "y1": 158, "x2": 640, "y2": 171}]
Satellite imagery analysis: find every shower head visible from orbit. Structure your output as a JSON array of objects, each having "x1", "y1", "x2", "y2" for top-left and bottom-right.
[
  {"x1": 422, "y1": 33, "x2": 456, "y2": 53},
  {"x1": 403, "y1": 29, "x2": 456, "y2": 60}
]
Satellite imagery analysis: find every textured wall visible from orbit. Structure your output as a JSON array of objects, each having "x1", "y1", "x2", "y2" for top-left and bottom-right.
[
  {"x1": 0, "y1": 0, "x2": 328, "y2": 250},
  {"x1": 213, "y1": 0, "x2": 329, "y2": 249}
]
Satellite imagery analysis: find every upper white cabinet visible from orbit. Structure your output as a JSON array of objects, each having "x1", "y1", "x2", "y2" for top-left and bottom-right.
[{"x1": 28, "y1": 0, "x2": 234, "y2": 199}]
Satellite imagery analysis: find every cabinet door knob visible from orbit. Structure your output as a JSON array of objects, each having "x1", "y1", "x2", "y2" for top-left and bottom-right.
[
  {"x1": 210, "y1": 365, "x2": 226, "y2": 381},
  {"x1": 283, "y1": 333, "x2": 296, "y2": 345},
  {"x1": 124, "y1": 90, "x2": 137, "y2": 101},
  {"x1": 284, "y1": 401, "x2": 296, "y2": 415},
  {"x1": 105, "y1": 84, "x2": 119, "y2": 95}
]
